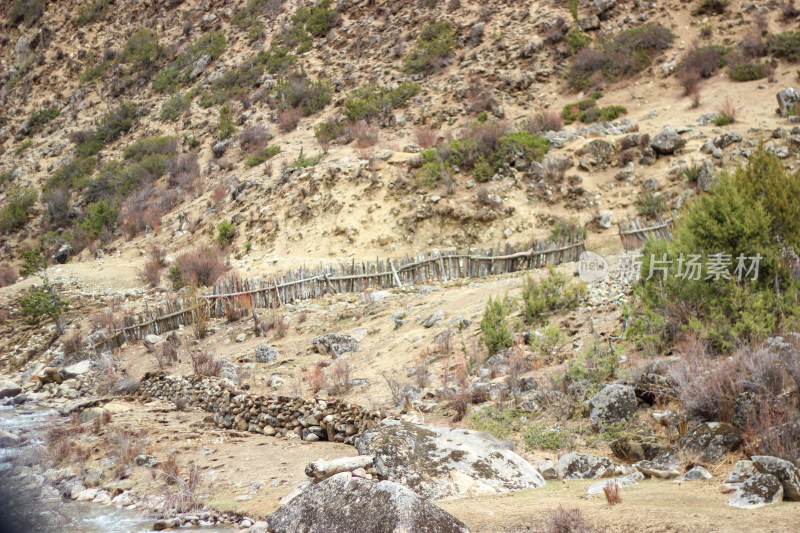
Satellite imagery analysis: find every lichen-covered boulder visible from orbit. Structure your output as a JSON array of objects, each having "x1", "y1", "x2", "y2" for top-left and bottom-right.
[
  {"x1": 312, "y1": 333, "x2": 359, "y2": 358},
  {"x1": 589, "y1": 384, "x2": 637, "y2": 429},
  {"x1": 727, "y1": 472, "x2": 784, "y2": 509},
  {"x1": 725, "y1": 460, "x2": 755, "y2": 485},
  {"x1": 356, "y1": 420, "x2": 544, "y2": 500},
  {"x1": 266, "y1": 473, "x2": 471, "y2": 533},
  {"x1": 752, "y1": 455, "x2": 800, "y2": 501},
  {"x1": 255, "y1": 343, "x2": 281, "y2": 363},
  {"x1": 651, "y1": 126, "x2": 685, "y2": 155},
  {"x1": 557, "y1": 452, "x2": 615, "y2": 480},
  {"x1": 653, "y1": 422, "x2": 741, "y2": 466},
  {"x1": 776, "y1": 87, "x2": 800, "y2": 116}
]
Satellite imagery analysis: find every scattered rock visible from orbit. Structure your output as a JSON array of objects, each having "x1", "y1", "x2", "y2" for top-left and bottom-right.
[
  {"x1": 422, "y1": 310, "x2": 445, "y2": 328},
  {"x1": 696, "y1": 160, "x2": 717, "y2": 192},
  {"x1": 78, "y1": 407, "x2": 109, "y2": 424},
  {"x1": 589, "y1": 384, "x2": 637, "y2": 429},
  {"x1": 634, "y1": 460, "x2": 680, "y2": 479},
  {"x1": 682, "y1": 465, "x2": 712, "y2": 481},
  {"x1": 134, "y1": 454, "x2": 160, "y2": 467},
  {"x1": 0, "y1": 379, "x2": 22, "y2": 399},
  {"x1": 609, "y1": 435, "x2": 666, "y2": 463},
  {"x1": 266, "y1": 473, "x2": 471, "y2": 533},
  {"x1": 752, "y1": 455, "x2": 800, "y2": 501},
  {"x1": 62, "y1": 360, "x2": 92, "y2": 379},
  {"x1": 587, "y1": 472, "x2": 643, "y2": 494},
  {"x1": 776, "y1": 87, "x2": 800, "y2": 116},
  {"x1": 255, "y1": 343, "x2": 281, "y2": 363},
  {"x1": 713, "y1": 131, "x2": 743, "y2": 149},
  {"x1": 598, "y1": 211, "x2": 613, "y2": 229},
  {"x1": 651, "y1": 127, "x2": 685, "y2": 155},
  {"x1": 653, "y1": 422, "x2": 741, "y2": 466},
  {"x1": 356, "y1": 420, "x2": 544, "y2": 500},
  {"x1": 725, "y1": 460, "x2": 755, "y2": 485},
  {"x1": 38, "y1": 367, "x2": 62, "y2": 385},
  {"x1": 538, "y1": 460, "x2": 558, "y2": 480},
  {"x1": 594, "y1": 0, "x2": 617, "y2": 15},
  {"x1": 726, "y1": 472, "x2": 784, "y2": 509},
  {"x1": 557, "y1": 453, "x2": 616, "y2": 480},
  {"x1": 0, "y1": 430, "x2": 22, "y2": 447},
  {"x1": 312, "y1": 333, "x2": 359, "y2": 358}
]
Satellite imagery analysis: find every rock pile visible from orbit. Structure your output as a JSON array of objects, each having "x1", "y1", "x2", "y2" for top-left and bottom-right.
[{"x1": 135, "y1": 374, "x2": 384, "y2": 443}]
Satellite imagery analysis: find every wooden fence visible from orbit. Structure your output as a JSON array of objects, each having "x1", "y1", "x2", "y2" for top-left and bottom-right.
[
  {"x1": 618, "y1": 214, "x2": 676, "y2": 251},
  {"x1": 92, "y1": 234, "x2": 585, "y2": 353}
]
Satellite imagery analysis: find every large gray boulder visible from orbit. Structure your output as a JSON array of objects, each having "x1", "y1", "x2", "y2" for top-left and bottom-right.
[
  {"x1": 752, "y1": 455, "x2": 800, "y2": 501},
  {"x1": 651, "y1": 127, "x2": 685, "y2": 155},
  {"x1": 727, "y1": 472, "x2": 784, "y2": 509},
  {"x1": 62, "y1": 360, "x2": 92, "y2": 379},
  {"x1": 594, "y1": 0, "x2": 617, "y2": 15},
  {"x1": 556, "y1": 452, "x2": 615, "y2": 480},
  {"x1": 697, "y1": 160, "x2": 717, "y2": 192},
  {"x1": 725, "y1": 460, "x2": 755, "y2": 485},
  {"x1": 356, "y1": 420, "x2": 544, "y2": 500},
  {"x1": 0, "y1": 379, "x2": 22, "y2": 399},
  {"x1": 653, "y1": 422, "x2": 741, "y2": 466},
  {"x1": 312, "y1": 333, "x2": 359, "y2": 358},
  {"x1": 776, "y1": 87, "x2": 800, "y2": 116},
  {"x1": 589, "y1": 384, "x2": 637, "y2": 429},
  {"x1": 255, "y1": 343, "x2": 281, "y2": 363},
  {"x1": 266, "y1": 473, "x2": 471, "y2": 533}
]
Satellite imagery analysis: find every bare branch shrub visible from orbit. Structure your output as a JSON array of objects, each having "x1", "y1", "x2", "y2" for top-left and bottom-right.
[
  {"x1": 328, "y1": 359, "x2": 352, "y2": 395},
  {"x1": 189, "y1": 347, "x2": 221, "y2": 377}
]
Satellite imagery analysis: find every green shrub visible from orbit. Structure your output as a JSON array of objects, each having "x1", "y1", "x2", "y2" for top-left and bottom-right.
[
  {"x1": 566, "y1": 24, "x2": 673, "y2": 89},
  {"x1": 123, "y1": 136, "x2": 177, "y2": 161},
  {"x1": 521, "y1": 267, "x2": 586, "y2": 324},
  {"x1": 20, "y1": 249, "x2": 46, "y2": 276},
  {"x1": 0, "y1": 187, "x2": 37, "y2": 232},
  {"x1": 628, "y1": 146, "x2": 800, "y2": 353},
  {"x1": 563, "y1": 342, "x2": 621, "y2": 392},
  {"x1": 216, "y1": 220, "x2": 235, "y2": 247},
  {"x1": 245, "y1": 145, "x2": 281, "y2": 167},
  {"x1": 274, "y1": 73, "x2": 332, "y2": 116},
  {"x1": 693, "y1": 0, "x2": 728, "y2": 15},
  {"x1": 218, "y1": 103, "x2": 236, "y2": 140},
  {"x1": 80, "y1": 57, "x2": 108, "y2": 84},
  {"x1": 119, "y1": 28, "x2": 165, "y2": 74},
  {"x1": 298, "y1": 0, "x2": 339, "y2": 37},
  {"x1": 635, "y1": 192, "x2": 667, "y2": 217},
  {"x1": 26, "y1": 107, "x2": 60, "y2": 136},
  {"x1": 19, "y1": 285, "x2": 66, "y2": 328},
  {"x1": 522, "y1": 422, "x2": 568, "y2": 451},
  {"x1": 80, "y1": 199, "x2": 118, "y2": 238},
  {"x1": 14, "y1": 140, "x2": 32, "y2": 155},
  {"x1": 476, "y1": 111, "x2": 488, "y2": 122},
  {"x1": 0, "y1": 167, "x2": 16, "y2": 187},
  {"x1": 468, "y1": 406, "x2": 527, "y2": 440},
  {"x1": 289, "y1": 152, "x2": 323, "y2": 168},
  {"x1": 343, "y1": 82, "x2": 420, "y2": 122},
  {"x1": 480, "y1": 296, "x2": 512, "y2": 354},
  {"x1": 74, "y1": 0, "x2": 109, "y2": 26},
  {"x1": 472, "y1": 156, "x2": 493, "y2": 182},
  {"x1": 728, "y1": 60, "x2": 769, "y2": 81},
  {"x1": 766, "y1": 31, "x2": 800, "y2": 61},
  {"x1": 530, "y1": 322, "x2": 566, "y2": 358},
  {"x1": 76, "y1": 104, "x2": 138, "y2": 157},
  {"x1": 497, "y1": 130, "x2": 549, "y2": 164},
  {"x1": 712, "y1": 113, "x2": 733, "y2": 126},
  {"x1": 404, "y1": 21, "x2": 456, "y2": 73},
  {"x1": 568, "y1": 0, "x2": 580, "y2": 21},
  {"x1": 7, "y1": 0, "x2": 48, "y2": 26},
  {"x1": 232, "y1": 0, "x2": 282, "y2": 41},
  {"x1": 45, "y1": 158, "x2": 96, "y2": 192},
  {"x1": 154, "y1": 31, "x2": 226, "y2": 92},
  {"x1": 566, "y1": 28, "x2": 590, "y2": 55},
  {"x1": 160, "y1": 93, "x2": 191, "y2": 121}
]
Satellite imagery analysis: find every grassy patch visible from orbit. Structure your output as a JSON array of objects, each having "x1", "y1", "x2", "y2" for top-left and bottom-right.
[
  {"x1": 26, "y1": 107, "x2": 60, "y2": 136},
  {"x1": 766, "y1": 31, "x2": 800, "y2": 61},
  {"x1": 289, "y1": 152, "x2": 323, "y2": 168},
  {"x1": 0, "y1": 187, "x2": 37, "y2": 232},
  {"x1": 275, "y1": 72, "x2": 332, "y2": 116},
  {"x1": 7, "y1": 0, "x2": 48, "y2": 26},
  {"x1": 14, "y1": 139, "x2": 33, "y2": 156},
  {"x1": 76, "y1": 104, "x2": 138, "y2": 158},
  {"x1": 343, "y1": 82, "x2": 420, "y2": 122},
  {"x1": 153, "y1": 31, "x2": 226, "y2": 93},
  {"x1": 45, "y1": 158, "x2": 96, "y2": 192},
  {"x1": 404, "y1": 21, "x2": 456, "y2": 73},
  {"x1": 232, "y1": 0, "x2": 282, "y2": 41},
  {"x1": 727, "y1": 60, "x2": 769, "y2": 81},
  {"x1": 245, "y1": 145, "x2": 281, "y2": 167},
  {"x1": 521, "y1": 267, "x2": 587, "y2": 324},
  {"x1": 160, "y1": 93, "x2": 192, "y2": 122},
  {"x1": 74, "y1": 0, "x2": 109, "y2": 26},
  {"x1": 566, "y1": 23, "x2": 673, "y2": 89}
]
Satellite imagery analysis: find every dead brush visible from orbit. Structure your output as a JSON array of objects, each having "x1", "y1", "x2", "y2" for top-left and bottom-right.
[
  {"x1": 159, "y1": 463, "x2": 203, "y2": 515},
  {"x1": 107, "y1": 427, "x2": 149, "y2": 466},
  {"x1": 189, "y1": 347, "x2": 221, "y2": 377},
  {"x1": 467, "y1": 75, "x2": 495, "y2": 113},
  {"x1": 304, "y1": 363, "x2": 327, "y2": 394},
  {"x1": 603, "y1": 480, "x2": 622, "y2": 505},
  {"x1": 413, "y1": 125, "x2": 439, "y2": 148},
  {"x1": 544, "y1": 505, "x2": 592, "y2": 533},
  {"x1": 436, "y1": 328, "x2": 454, "y2": 355},
  {"x1": 266, "y1": 313, "x2": 290, "y2": 338},
  {"x1": 159, "y1": 454, "x2": 181, "y2": 485},
  {"x1": 327, "y1": 359, "x2": 352, "y2": 395},
  {"x1": 60, "y1": 329, "x2": 84, "y2": 359}
]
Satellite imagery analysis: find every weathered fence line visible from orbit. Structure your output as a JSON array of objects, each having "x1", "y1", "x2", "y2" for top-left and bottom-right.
[
  {"x1": 617, "y1": 213, "x2": 677, "y2": 251},
  {"x1": 92, "y1": 234, "x2": 585, "y2": 353}
]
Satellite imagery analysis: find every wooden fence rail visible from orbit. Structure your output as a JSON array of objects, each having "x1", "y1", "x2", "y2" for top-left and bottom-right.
[
  {"x1": 92, "y1": 234, "x2": 586, "y2": 353},
  {"x1": 617, "y1": 214, "x2": 676, "y2": 251}
]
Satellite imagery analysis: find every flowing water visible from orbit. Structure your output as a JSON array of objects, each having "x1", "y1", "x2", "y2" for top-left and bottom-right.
[{"x1": 0, "y1": 406, "x2": 237, "y2": 532}]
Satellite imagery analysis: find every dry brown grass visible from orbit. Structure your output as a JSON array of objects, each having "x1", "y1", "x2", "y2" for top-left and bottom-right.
[
  {"x1": 544, "y1": 505, "x2": 593, "y2": 533},
  {"x1": 328, "y1": 359, "x2": 352, "y2": 395},
  {"x1": 189, "y1": 347, "x2": 221, "y2": 377},
  {"x1": 413, "y1": 125, "x2": 439, "y2": 148},
  {"x1": 304, "y1": 363, "x2": 327, "y2": 394},
  {"x1": 0, "y1": 263, "x2": 18, "y2": 287},
  {"x1": 603, "y1": 480, "x2": 622, "y2": 505},
  {"x1": 278, "y1": 108, "x2": 301, "y2": 132}
]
